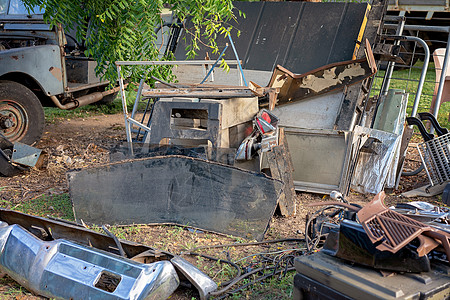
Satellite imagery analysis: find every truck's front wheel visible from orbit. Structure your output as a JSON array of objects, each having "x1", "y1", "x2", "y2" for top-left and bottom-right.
[{"x1": 0, "y1": 81, "x2": 45, "y2": 145}]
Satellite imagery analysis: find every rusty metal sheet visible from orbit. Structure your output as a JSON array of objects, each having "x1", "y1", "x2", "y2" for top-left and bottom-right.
[
  {"x1": 0, "y1": 209, "x2": 156, "y2": 258},
  {"x1": 10, "y1": 142, "x2": 43, "y2": 167},
  {"x1": 68, "y1": 156, "x2": 282, "y2": 241},
  {"x1": 0, "y1": 45, "x2": 65, "y2": 96},
  {"x1": 267, "y1": 54, "x2": 376, "y2": 107}
]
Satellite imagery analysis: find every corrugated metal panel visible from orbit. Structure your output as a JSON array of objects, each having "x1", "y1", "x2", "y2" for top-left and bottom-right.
[{"x1": 175, "y1": 2, "x2": 369, "y2": 74}]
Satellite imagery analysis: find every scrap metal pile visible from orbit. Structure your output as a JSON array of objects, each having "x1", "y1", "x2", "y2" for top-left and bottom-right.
[
  {"x1": 297, "y1": 192, "x2": 450, "y2": 299},
  {"x1": 3, "y1": 0, "x2": 450, "y2": 299},
  {"x1": 0, "y1": 208, "x2": 309, "y2": 300},
  {"x1": 0, "y1": 209, "x2": 211, "y2": 299},
  {"x1": 306, "y1": 192, "x2": 450, "y2": 269}
]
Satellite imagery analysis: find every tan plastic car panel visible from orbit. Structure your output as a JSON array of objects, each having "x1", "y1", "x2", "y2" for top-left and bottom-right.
[
  {"x1": 417, "y1": 235, "x2": 440, "y2": 257},
  {"x1": 358, "y1": 192, "x2": 450, "y2": 263},
  {"x1": 358, "y1": 192, "x2": 431, "y2": 253}
]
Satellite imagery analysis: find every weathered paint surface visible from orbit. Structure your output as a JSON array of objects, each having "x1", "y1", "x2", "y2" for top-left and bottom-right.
[
  {"x1": 298, "y1": 64, "x2": 366, "y2": 93},
  {"x1": 49, "y1": 66, "x2": 62, "y2": 82},
  {"x1": 0, "y1": 45, "x2": 64, "y2": 95}
]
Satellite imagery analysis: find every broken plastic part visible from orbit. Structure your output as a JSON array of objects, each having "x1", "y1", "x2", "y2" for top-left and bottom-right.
[
  {"x1": 358, "y1": 192, "x2": 432, "y2": 253},
  {"x1": 358, "y1": 192, "x2": 450, "y2": 263},
  {"x1": 322, "y1": 220, "x2": 432, "y2": 273}
]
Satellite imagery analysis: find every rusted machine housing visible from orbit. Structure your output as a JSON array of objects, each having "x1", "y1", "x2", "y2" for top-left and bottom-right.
[{"x1": 145, "y1": 97, "x2": 258, "y2": 149}]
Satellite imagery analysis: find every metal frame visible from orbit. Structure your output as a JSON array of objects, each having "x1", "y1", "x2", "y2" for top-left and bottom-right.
[
  {"x1": 378, "y1": 35, "x2": 429, "y2": 118},
  {"x1": 388, "y1": 0, "x2": 450, "y2": 17},
  {"x1": 115, "y1": 60, "x2": 244, "y2": 153},
  {"x1": 379, "y1": 15, "x2": 406, "y2": 97},
  {"x1": 282, "y1": 127, "x2": 353, "y2": 195},
  {"x1": 406, "y1": 36, "x2": 430, "y2": 117},
  {"x1": 417, "y1": 132, "x2": 450, "y2": 186},
  {"x1": 383, "y1": 24, "x2": 450, "y2": 118}
]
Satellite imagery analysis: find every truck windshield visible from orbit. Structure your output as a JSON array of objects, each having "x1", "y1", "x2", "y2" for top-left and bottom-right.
[
  {"x1": 2, "y1": 0, "x2": 43, "y2": 14},
  {"x1": 0, "y1": 0, "x2": 8, "y2": 14}
]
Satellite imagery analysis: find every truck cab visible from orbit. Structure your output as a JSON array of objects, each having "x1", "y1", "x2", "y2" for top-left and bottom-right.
[{"x1": 0, "y1": 0, "x2": 117, "y2": 145}]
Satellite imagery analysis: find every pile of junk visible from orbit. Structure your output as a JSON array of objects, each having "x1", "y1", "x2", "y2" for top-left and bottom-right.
[
  {"x1": 299, "y1": 191, "x2": 450, "y2": 299},
  {"x1": 1, "y1": 0, "x2": 450, "y2": 299}
]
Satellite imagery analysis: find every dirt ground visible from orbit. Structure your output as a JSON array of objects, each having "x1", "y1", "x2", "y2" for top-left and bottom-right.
[{"x1": 0, "y1": 112, "x2": 446, "y2": 299}]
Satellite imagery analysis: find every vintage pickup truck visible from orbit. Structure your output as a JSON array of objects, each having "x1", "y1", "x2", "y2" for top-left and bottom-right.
[{"x1": 0, "y1": 0, "x2": 118, "y2": 145}]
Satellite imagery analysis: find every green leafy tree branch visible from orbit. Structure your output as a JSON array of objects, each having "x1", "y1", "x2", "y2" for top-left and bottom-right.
[{"x1": 22, "y1": 0, "x2": 237, "y2": 84}]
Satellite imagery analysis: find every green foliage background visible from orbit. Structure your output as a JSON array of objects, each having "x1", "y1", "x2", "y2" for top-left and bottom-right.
[{"x1": 22, "y1": 0, "x2": 237, "y2": 83}]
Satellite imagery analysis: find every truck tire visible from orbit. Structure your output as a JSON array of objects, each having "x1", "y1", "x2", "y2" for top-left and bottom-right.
[{"x1": 0, "y1": 80, "x2": 45, "y2": 145}]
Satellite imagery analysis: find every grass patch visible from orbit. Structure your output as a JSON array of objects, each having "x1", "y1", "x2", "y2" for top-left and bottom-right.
[
  {"x1": 225, "y1": 271, "x2": 294, "y2": 300},
  {"x1": 0, "y1": 276, "x2": 32, "y2": 298},
  {"x1": 372, "y1": 61, "x2": 450, "y2": 129},
  {"x1": 13, "y1": 192, "x2": 74, "y2": 221},
  {"x1": 106, "y1": 225, "x2": 147, "y2": 240},
  {"x1": 44, "y1": 99, "x2": 124, "y2": 123},
  {"x1": 43, "y1": 89, "x2": 147, "y2": 123}
]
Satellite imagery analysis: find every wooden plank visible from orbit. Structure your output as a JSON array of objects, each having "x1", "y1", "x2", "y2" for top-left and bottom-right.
[
  {"x1": 142, "y1": 88, "x2": 255, "y2": 98},
  {"x1": 267, "y1": 128, "x2": 296, "y2": 216},
  {"x1": 278, "y1": 129, "x2": 296, "y2": 216},
  {"x1": 220, "y1": 97, "x2": 259, "y2": 129},
  {"x1": 279, "y1": 128, "x2": 295, "y2": 179}
]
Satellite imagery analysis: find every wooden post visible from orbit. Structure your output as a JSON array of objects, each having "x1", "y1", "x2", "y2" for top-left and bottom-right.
[{"x1": 267, "y1": 128, "x2": 296, "y2": 216}]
